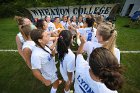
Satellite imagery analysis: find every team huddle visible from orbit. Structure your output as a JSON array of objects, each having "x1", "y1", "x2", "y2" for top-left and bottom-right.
[{"x1": 15, "y1": 14, "x2": 123, "y2": 93}]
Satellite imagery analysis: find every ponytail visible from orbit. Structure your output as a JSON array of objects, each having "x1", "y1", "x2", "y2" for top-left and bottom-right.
[
  {"x1": 20, "y1": 25, "x2": 32, "y2": 40},
  {"x1": 57, "y1": 36, "x2": 68, "y2": 61},
  {"x1": 14, "y1": 16, "x2": 24, "y2": 25},
  {"x1": 98, "y1": 22, "x2": 117, "y2": 55},
  {"x1": 103, "y1": 29, "x2": 117, "y2": 54},
  {"x1": 57, "y1": 30, "x2": 72, "y2": 61}
]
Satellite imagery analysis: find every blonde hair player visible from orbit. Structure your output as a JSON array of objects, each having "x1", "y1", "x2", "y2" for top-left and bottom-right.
[
  {"x1": 21, "y1": 25, "x2": 35, "y2": 69},
  {"x1": 83, "y1": 22, "x2": 120, "y2": 63},
  {"x1": 15, "y1": 16, "x2": 36, "y2": 60}
]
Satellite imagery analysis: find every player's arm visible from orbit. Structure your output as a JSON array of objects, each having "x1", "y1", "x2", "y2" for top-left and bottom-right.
[
  {"x1": 77, "y1": 36, "x2": 86, "y2": 54},
  {"x1": 32, "y1": 69, "x2": 51, "y2": 86},
  {"x1": 16, "y1": 35, "x2": 25, "y2": 60},
  {"x1": 23, "y1": 48, "x2": 32, "y2": 69}
]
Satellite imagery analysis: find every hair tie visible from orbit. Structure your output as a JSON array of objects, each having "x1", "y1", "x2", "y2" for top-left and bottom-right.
[{"x1": 59, "y1": 36, "x2": 63, "y2": 39}]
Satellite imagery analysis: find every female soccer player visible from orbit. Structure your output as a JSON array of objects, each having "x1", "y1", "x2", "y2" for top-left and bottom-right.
[
  {"x1": 30, "y1": 29, "x2": 60, "y2": 93},
  {"x1": 21, "y1": 25, "x2": 35, "y2": 69},
  {"x1": 74, "y1": 37, "x2": 124, "y2": 93},
  {"x1": 83, "y1": 22, "x2": 120, "y2": 63},
  {"x1": 57, "y1": 30, "x2": 75, "y2": 93}
]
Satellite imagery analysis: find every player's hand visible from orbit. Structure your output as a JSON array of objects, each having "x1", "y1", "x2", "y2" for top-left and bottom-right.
[{"x1": 43, "y1": 80, "x2": 51, "y2": 86}]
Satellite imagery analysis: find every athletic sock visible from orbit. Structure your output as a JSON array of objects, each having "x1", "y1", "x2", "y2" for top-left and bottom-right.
[{"x1": 50, "y1": 87, "x2": 57, "y2": 93}]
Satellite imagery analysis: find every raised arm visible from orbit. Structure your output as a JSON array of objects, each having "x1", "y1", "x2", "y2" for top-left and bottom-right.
[{"x1": 77, "y1": 36, "x2": 86, "y2": 54}]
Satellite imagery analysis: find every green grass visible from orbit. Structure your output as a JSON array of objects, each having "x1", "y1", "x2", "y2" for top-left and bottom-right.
[
  {"x1": 0, "y1": 17, "x2": 140, "y2": 93},
  {"x1": 119, "y1": 53, "x2": 140, "y2": 93},
  {"x1": 0, "y1": 18, "x2": 18, "y2": 49},
  {"x1": 0, "y1": 52, "x2": 65, "y2": 93},
  {"x1": 116, "y1": 17, "x2": 140, "y2": 51}
]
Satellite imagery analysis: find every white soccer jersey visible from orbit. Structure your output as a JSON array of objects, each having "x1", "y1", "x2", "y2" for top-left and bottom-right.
[
  {"x1": 71, "y1": 22, "x2": 77, "y2": 27},
  {"x1": 74, "y1": 54, "x2": 118, "y2": 93},
  {"x1": 31, "y1": 46, "x2": 58, "y2": 83},
  {"x1": 60, "y1": 49, "x2": 75, "y2": 82},
  {"x1": 60, "y1": 21, "x2": 69, "y2": 30},
  {"x1": 22, "y1": 41, "x2": 35, "y2": 51},
  {"x1": 17, "y1": 32, "x2": 25, "y2": 44},
  {"x1": 83, "y1": 41, "x2": 120, "y2": 63},
  {"x1": 77, "y1": 27, "x2": 97, "y2": 42},
  {"x1": 77, "y1": 22, "x2": 84, "y2": 28},
  {"x1": 47, "y1": 22, "x2": 56, "y2": 32}
]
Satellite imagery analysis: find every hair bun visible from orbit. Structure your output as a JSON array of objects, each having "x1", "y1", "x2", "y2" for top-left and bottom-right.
[{"x1": 100, "y1": 68, "x2": 124, "y2": 90}]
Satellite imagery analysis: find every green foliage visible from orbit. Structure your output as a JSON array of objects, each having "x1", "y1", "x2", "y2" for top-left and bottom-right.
[{"x1": 0, "y1": 4, "x2": 15, "y2": 17}]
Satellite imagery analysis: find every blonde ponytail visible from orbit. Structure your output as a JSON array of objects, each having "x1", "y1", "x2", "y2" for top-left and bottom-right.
[
  {"x1": 103, "y1": 30, "x2": 117, "y2": 54},
  {"x1": 98, "y1": 22, "x2": 117, "y2": 55}
]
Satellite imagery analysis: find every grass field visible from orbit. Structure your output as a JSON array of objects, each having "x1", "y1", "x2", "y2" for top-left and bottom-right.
[{"x1": 0, "y1": 17, "x2": 140, "y2": 93}]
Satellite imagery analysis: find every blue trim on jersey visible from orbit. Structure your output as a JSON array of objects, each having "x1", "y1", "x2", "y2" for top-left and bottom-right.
[{"x1": 79, "y1": 85, "x2": 87, "y2": 93}]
